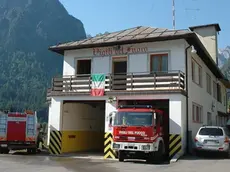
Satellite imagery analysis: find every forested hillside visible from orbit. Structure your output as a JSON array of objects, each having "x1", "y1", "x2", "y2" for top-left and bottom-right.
[{"x1": 0, "y1": 0, "x2": 86, "y2": 113}]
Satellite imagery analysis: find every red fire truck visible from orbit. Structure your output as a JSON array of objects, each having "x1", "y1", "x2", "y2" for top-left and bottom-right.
[
  {"x1": 0, "y1": 110, "x2": 41, "y2": 154},
  {"x1": 112, "y1": 105, "x2": 167, "y2": 163}
]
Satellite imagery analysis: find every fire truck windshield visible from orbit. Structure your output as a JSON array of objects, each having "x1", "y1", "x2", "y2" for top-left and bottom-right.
[{"x1": 113, "y1": 112, "x2": 152, "y2": 126}]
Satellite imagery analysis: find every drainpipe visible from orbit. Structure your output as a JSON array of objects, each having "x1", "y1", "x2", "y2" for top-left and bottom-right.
[
  {"x1": 185, "y1": 45, "x2": 191, "y2": 154},
  {"x1": 226, "y1": 92, "x2": 230, "y2": 114}
]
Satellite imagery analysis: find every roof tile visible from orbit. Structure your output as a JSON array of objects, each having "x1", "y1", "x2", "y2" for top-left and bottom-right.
[{"x1": 50, "y1": 26, "x2": 192, "y2": 49}]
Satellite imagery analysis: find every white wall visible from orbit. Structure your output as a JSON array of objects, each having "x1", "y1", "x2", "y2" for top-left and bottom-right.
[
  {"x1": 62, "y1": 102, "x2": 104, "y2": 132},
  {"x1": 47, "y1": 98, "x2": 62, "y2": 145},
  {"x1": 63, "y1": 39, "x2": 186, "y2": 75},
  {"x1": 128, "y1": 54, "x2": 148, "y2": 73},
  {"x1": 63, "y1": 51, "x2": 75, "y2": 76},
  {"x1": 187, "y1": 48, "x2": 227, "y2": 139},
  {"x1": 92, "y1": 56, "x2": 110, "y2": 74},
  {"x1": 192, "y1": 26, "x2": 218, "y2": 64}
]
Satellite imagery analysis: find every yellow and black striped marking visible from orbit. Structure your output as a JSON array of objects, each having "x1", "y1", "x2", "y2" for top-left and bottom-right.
[
  {"x1": 169, "y1": 134, "x2": 182, "y2": 160},
  {"x1": 104, "y1": 132, "x2": 117, "y2": 159},
  {"x1": 49, "y1": 130, "x2": 62, "y2": 155}
]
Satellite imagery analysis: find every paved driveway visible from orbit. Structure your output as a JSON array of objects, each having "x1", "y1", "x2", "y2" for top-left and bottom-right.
[{"x1": 0, "y1": 152, "x2": 229, "y2": 172}]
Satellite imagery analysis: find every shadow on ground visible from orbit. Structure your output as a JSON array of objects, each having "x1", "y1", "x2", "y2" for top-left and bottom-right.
[
  {"x1": 180, "y1": 152, "x2": 228, "y2": 161},
  {"x1": 124, "y1": 159, "x2": 170, "y2": 165},
  {"x1": 11, "y1": 149, "x2": 50, "y2": 156}
]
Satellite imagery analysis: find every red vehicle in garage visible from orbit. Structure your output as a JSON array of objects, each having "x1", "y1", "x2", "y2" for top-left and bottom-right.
[
  {"x1": 0, "y1": 110, "x2": 41, "y2": 154},
  {"x1": 112, "y1": 105, "x2": 168, "y2": 162}
]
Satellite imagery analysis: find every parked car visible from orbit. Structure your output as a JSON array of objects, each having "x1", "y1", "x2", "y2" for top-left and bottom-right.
[{"x1": 194, "y1": 126, "x2": 230, "y2": 157}]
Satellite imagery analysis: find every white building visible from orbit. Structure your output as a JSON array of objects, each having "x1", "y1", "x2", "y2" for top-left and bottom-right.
[{"x1": 47, "y1": 24, "x2": 230, "y2": 160}]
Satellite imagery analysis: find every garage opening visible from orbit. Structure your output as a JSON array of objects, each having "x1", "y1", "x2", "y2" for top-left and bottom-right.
[
  {"x1": 118, "y1": 99, "x2": 169, "y2": 161},
  {"x1": 62, "y1": 100, "x2": 105, "y2": 155}
]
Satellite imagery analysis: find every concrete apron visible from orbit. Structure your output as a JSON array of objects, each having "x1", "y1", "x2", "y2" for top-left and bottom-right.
[
  {"x1": 49, "y1": 152, "x2": 117, "y2": 161},
  {"x1": 49, "y1": 152, "x2": 181, "y2": 164}
]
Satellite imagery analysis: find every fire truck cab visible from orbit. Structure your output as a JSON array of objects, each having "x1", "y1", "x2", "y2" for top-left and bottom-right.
[{"x1": 112, "y1": 105, "x2": 166, "y2": 162}]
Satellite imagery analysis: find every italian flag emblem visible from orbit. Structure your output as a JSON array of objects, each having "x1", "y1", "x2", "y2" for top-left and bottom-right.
[{"x1": 91, "y1": 74, "x2": 105, "y2": 96}]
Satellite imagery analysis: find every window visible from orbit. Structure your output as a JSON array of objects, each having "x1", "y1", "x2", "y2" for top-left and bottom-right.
[
  {"x1": 192, "y1": 103, "x2": 203, "y2": 123},
  {"x1": 76, "y1": 59, "x2": 91, "y2": 75},
  {"x1": 213, "y1": 81, "x2": 217, "y2": 99},
  {"x1": 113, "y1": 112, "x2": 152, "y2": 126},
  {"x1": 207, "y1": 112, "x2": 212, "y2": 125},
  {"x1": 223, "y1": 127, "x2": 230, "y2": 137},
  {"x1": 206, "y1": 73, "x2": 211, "y2": 94},
  {"x1": 199, "y1": 127, "x2": 223, "y2": 136},
  {"x1": 150, "y1": 54, "x2": 168, "y2": 72},
  {"x1": 217, "y1": 83, "x2": 222, "y2": 103},
  {"x1": 191, "y1": 58, "x2": 202, "y2": 86}
]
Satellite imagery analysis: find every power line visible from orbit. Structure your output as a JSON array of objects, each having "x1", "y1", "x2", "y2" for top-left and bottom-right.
[{"x1": 172, "y1": 0, "x2": 201, "y2": 29}]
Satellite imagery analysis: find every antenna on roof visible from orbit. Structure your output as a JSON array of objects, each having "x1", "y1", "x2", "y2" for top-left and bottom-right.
[{"x1": 172, "y1": 0, "x2": 175, "y2": 30}]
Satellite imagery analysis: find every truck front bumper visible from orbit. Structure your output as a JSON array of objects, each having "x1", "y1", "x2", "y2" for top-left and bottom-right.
[
  {"x1": 112, "y1": 142, "x2": 156, "y2": 152},
  {"x1": 0, "y1": 141, "x2": 37, "y2": 150}
]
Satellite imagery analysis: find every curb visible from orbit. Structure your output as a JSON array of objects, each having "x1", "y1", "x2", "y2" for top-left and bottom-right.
[
  {"x1": 49, "y1": 154, "x2": 118, "y2": 161},
  {"x1": 170, "y1": 154, "x2": 182, "y2": 163}
]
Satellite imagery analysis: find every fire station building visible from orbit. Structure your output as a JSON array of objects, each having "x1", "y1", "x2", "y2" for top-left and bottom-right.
[{"x1": 46, "y1": 23, "x2": 230, "y2": 161}]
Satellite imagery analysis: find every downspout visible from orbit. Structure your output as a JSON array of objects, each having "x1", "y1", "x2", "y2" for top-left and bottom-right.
[{"x1": 185, "y1": 45, "x2": 191, "y2": 154}]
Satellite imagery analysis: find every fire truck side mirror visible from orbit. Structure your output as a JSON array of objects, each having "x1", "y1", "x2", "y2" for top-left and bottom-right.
[
  {"x1": 109, "y1": 111, "x2": 116, "y2": 126},
  {"x1": 153, "y1": 112, "x2": 156, "y2": 126}
]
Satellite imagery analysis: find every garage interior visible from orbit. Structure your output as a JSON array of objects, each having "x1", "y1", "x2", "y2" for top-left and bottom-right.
[
  {"x1": 118, "y1": 99, "x2": 170, "y2": 160},
  {"x1": 61, "y1": 100, "x2": 105, "y2": 155}
]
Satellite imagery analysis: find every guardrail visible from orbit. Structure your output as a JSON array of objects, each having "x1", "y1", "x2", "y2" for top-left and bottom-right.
[{"x1": 49, "y1": 70, "x2": 185, "y2": 94}]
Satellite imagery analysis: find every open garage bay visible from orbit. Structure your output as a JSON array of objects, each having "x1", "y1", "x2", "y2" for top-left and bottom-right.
[{"x1": 61, "y1": 100, "x2": 105, "y2": 155}]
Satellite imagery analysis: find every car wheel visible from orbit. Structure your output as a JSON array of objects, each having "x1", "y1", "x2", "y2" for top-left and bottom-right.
[{"x1": 223, "y1": 149, "x2": 230, "y2": 158}]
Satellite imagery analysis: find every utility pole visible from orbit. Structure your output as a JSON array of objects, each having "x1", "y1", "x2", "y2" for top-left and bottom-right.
[{"x1": 172, "y1": 0, "x2": 175, "y2": 30}]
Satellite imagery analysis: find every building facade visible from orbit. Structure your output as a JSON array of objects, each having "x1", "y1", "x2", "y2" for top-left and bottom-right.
[{"x1": 47, "y1": 24, "x2": 229, "y2": 160}]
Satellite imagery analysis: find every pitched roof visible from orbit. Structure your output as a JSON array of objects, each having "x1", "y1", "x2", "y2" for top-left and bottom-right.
[{"x1": 49, "y1": 26, "x2": 194, "y2": 54}]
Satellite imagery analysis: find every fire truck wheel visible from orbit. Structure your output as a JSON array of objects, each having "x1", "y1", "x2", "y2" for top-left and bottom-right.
[
  {"x1": 118, "y1": 152, "x2": 125, "y2": 162},
  {"x1": 156, "y1": 142, "x2": 164, "y2": 161},
  {"x1": 4, "y1": 149, "x2": 9, "y2": 154},
  {"x1": 31, "y1": 148, "x2": 37, "y2": 154},
  {"x1": 1, "y1": 148, "x2": 9, "y2": 154},
  {"x1": 27, "y1": 148, "x2": 36, "y2": 154},
  {"x1": 1, "y1": 148, "x2": 10, "y2": 154}
]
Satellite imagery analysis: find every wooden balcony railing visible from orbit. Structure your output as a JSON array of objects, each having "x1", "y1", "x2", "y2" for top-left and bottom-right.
[
  {"x1": 49, "y1": 71, "x2": 185, "y2": 95},
  {"x1": 46, "y1": 88, "x2": 52, "y2": 104}
]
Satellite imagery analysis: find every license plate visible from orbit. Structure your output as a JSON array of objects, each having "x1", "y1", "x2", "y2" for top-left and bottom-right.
[
  {"x1": 0, "y1": 144, "x2": 7, "y2": 147},
  {"x1": 206, "y1": 140, "x2": 219, "y2": 144},
  {"x1": 127, "y1": 143, "x2": 134, "y2": 147}
]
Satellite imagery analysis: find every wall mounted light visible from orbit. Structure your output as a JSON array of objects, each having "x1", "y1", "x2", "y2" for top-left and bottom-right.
[{"x1": 191, "y1": 45, "x2": 197, "y2": 54}]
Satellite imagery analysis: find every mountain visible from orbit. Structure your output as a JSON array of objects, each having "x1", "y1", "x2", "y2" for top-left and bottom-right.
[
  {"x1": 219, "y1": 46, "x2": 230, "y2": 79},
  {"x1": 218, "y1": 46, "x2": 230, "y2": 68},
  {"x1": 0, "y1": 0, "x2": 86, "y2": 111}
]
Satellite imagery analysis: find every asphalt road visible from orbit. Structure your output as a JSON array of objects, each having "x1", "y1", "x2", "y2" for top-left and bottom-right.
[{"x1": 0, "y1": 152, "x2": 230, "y2": 172}]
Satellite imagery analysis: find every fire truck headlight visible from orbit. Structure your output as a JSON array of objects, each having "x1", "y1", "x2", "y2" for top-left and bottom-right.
[
  {"x1": 113, "y1": 143, "x2": 120, "y2": 149},
  {"x1": 142, "y1": 145, "x2": 150, "y2": 150}
]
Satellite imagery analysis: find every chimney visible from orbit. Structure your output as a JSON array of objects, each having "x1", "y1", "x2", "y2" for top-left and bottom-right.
[{"x1": 189, "y1": 24, "x2": 221, "y2": 65}]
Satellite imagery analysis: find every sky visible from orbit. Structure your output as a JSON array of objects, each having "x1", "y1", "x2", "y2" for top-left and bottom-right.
[{"x1": 59, "y1": 0, "x2": 229, "y2": 48}]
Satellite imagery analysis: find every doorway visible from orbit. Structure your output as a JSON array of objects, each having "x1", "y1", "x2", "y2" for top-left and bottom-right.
[{"x1": 112, "y1": 57, "x2": 127, "y2": 90}]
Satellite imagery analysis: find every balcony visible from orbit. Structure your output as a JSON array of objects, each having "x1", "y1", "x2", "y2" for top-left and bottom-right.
[{"x1": 48, "y1": 70, "x2": 186, "y2": 97}]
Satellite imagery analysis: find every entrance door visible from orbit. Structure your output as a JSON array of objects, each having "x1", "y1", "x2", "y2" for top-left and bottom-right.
[{"x1": 112, "y1": 57, "x2": 127, "y2": 90}]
